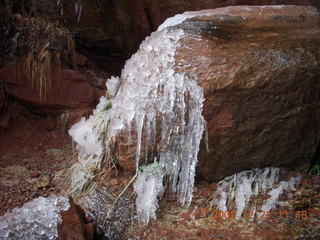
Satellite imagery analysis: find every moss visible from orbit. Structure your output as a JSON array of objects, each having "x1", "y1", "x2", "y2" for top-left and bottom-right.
[{"x1": 308, "y1": 164, "x2": 320, "y2": 176}]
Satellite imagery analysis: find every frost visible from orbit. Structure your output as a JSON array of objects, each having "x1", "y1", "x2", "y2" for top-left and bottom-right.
[
  {"x1": 134, "y1": 163, "x2": 165, "y2": 225},
  {"x1": 157, "y1": 13, "x2": 196, "y2": 31},
  {"x1": 106, "y1": 76, "x2": 121, "y2": 97},
  {"x1": 68, "y1": 117, "x2": 102, "y2": 157},
  {"x1": 0, "y1": 195, "x2": 69, "y2": 240},
  {"x1": 69, "y1": 14, "x2": 205, "y2": 225},
  {"x1": 260, "y1": 176, "x2": 301, "y2": 214},
  {"x1": 209, "y1": 167, "x2": 300, "y2": 220}
]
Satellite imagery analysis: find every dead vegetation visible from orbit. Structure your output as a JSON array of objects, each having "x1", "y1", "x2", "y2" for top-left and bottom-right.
[{"x1": 15, "y1": 15, "x2": 76, "y2": 100}]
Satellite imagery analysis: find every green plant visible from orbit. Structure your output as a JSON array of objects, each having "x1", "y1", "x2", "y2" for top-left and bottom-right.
[
  {"x1": 308, "y1": 164, "x2": 320, "y2": 176},
  {"x1": 103, "y1": 102, "x2": 112, "y2": 112}
]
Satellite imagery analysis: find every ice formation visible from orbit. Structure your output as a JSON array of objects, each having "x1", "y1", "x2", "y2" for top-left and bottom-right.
[
  {"x1": 133, "y1": 162, "x2": 165, "y2": 225},
  {"x1": 69, "y1": 12, "x2": 206, "y2": 225},
  {"x1": 0, "y1": 195, "x2": 70, "y2": 240},
  {"x1": 209, "y1": 167, "x2": 300, "y2": 219}
]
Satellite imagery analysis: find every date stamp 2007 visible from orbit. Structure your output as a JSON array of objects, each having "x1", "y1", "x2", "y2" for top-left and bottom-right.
[{"x1": 211, "y1": 209, "x2": 310, "y2": 220}]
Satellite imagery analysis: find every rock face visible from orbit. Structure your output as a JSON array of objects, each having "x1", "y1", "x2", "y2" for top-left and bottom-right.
[
  {"x1": 2, "y1": 1, "x2": 319, "y2": 67},
  {"x1": 0, "y1": 85, "x2": 5, "y2": 111},
  {"x1": 171, "y1": 6, "x2": 320, "y2": 181},
  {"x1": 58, "y1": 198, "x2": 94, "y2": 240},
  {"x1": 0, "y1": 64, "x2": 96, "y2": 113}
]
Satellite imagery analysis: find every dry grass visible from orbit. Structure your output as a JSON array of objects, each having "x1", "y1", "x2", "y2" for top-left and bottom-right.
[{"x1": 16, "y1": 16, "x2": 76, "y2": 100}]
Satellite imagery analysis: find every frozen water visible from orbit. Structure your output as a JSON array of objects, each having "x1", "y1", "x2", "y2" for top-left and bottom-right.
[
  {"x1": 209, "y1": 167, "x2": 300, "y2": 220},
  {"x1": 157, "y1": 13, "x2": 196, "y2": 31},
  {"x1": 133, "y1": 162, "x2": 165, "y2": 225},
  {"x1": 106, "y1": 76, "x2": 121, "y2": 97},
  {"x1": 69, "y1": 116, "x2": 103, "y2": 157},
  {"x1": 0, "y1": 195, "x2": 69, "y2": 240},
  {"x1": 69, "y1": 13, "x2": 205, "y2": 225},
  {"x1": 260, "y1": 175, "x2": 301, "y2": 214}
]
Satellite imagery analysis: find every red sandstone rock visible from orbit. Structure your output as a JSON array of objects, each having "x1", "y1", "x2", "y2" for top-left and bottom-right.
[
  {"x1": 58, "y1": 197, "x2": 94, "y2": 240},
  {"x1": 75, "y1": 52, "x2": 88, "y2": 66},
  {"x1": 0, "y1": 85, "x2": 5, "y2": 110},
  {"x1": 0, "y1": 107, "x2": 10, "y2": 128},
  {"x1": 172, "y1": 6, "x2": 320, "y2": 181},
  {"x1": 0, "y1": 64, "x2": 96, "y2": 113},
  {"x1": 116, "y1": 6, "x2": 320, "y2": 180}
]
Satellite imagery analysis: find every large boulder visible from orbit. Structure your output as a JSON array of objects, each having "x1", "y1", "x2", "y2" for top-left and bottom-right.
[
  {"x1": 111, "y1": 6, "x2": 320, "y2": 182},
  {"x1": 171, "y1": 6, "x2": 320, "y2": 181}
]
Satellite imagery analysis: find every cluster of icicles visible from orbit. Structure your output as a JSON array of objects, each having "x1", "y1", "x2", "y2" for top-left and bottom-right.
[
  {"x1": 69, "y1": 14, "x2": 206, "y2": 226},
  {"x1": 208, "y1": 167, "x2": 301, "y2": 220}
]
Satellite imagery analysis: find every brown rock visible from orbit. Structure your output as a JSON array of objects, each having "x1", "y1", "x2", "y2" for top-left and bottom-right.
[
  {"x1": 114, "y1": 6, "x2": 320, "y2": 180},
  {"x1": 30, "y1": 171, "x2": 41, "y2": 178},
  {"x1": 58, "y1": 197, "x2": 94, "y2": 240},
  {"x1": 75, "y1": 52, "x2": 88, "y2": 66},
  {"x1": 0, "y1": 107, "x2": 10, "y2": 128},
  {"x1": 68, "y1": 108, "x2": 93, "y2": 127},
  {"x1": 173, "y1": 6, "x2": 320, "y2": 181},
  {"x1": 0, "y1": 84, "x2": 5, "y2": 110},
  {"x1": 5, "y1": 0, "x2": 319, "y2": 71},
  {"x1": 0, "y1": 64, "x2": 96, "y2": 113}
]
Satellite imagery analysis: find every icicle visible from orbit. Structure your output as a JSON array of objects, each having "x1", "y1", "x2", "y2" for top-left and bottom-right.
[
  {"x1": 69, "y1": 17, "x2": 207, "y2": 225},
  {"x1": 210, "y1": 167, "x2": 300, "y2": 220},
  {"x1": 133, "y1": 163, "x2": 165, "y2": 226}
]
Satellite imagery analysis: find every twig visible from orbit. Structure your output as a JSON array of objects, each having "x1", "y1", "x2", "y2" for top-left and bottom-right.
[{"x1": 104, "y1": 172, "x2": 138, "y2": 223}]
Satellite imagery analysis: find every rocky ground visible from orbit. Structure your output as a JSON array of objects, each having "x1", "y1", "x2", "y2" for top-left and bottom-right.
[
  {"x1": 0, "y1": 102, "x2": 76, "y2": 215},
  {"x1": 132, "y1": 177, "x2": 320, "y2": 240},
  {"x1": 0, "y1": 101, "x2": 319, "y2": 239}
]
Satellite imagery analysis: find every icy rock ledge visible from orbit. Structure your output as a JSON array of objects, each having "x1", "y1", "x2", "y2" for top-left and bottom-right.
[
  {"x1": 0, "y1": 195, "x2": 70, "y2": 240},
  {"x1": 208, "y1": 167, "x2": 300, "y2": 220},
  {"x1": 69, "y1": 14, "x2": 206, "y2": 226}
]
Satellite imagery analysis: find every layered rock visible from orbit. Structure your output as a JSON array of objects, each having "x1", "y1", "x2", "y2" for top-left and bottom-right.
[
  {"x1": 171, "y1": 6, "x2": 320, "y2": 181},
  {"x1": 112, "y1": 5, "x2": 320, "y2": 182},
  {"x1": 0, "y1": 64, "x2": 96, "y2": 114},
  {"x1": 2, "y1": 1, "x2": 319, "y2": 67}
]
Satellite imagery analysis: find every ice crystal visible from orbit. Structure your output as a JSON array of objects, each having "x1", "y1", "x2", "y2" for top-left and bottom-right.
[
  {"x1": 69, "y1": 12, "x2": 206, "y2": 225},
  {"x1": 209, "y1": 167, "x2": 300, "y2": 219},
  {"x1": 0, "y1": 195, "x2": 69, "y2": 240},
  {"x1": 134, "y1": 163, "x2": 165, "y2": 225}
]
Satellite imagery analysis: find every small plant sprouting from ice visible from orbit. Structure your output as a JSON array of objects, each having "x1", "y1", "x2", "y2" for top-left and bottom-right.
[
  {"x1": 208, "y1": 167, "x2": 301, "y2": 220},
  {"x1": 134, "y1": 162, "x2": 165, "y2": 226},
  {"x1": 0, "y1": 195, "x2": 70, "y2": 240}
]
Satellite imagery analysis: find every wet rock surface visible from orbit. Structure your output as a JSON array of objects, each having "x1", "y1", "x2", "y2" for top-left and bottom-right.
[
  {"x1": 0, "y1": 65, "x2": 96, "y2": 114},
  {"x1": 131, "y1": 175, "x2": 320, "y2": 240},
  {"x1": 172, "y1": 6, "x2": 320, "y2": 181},
  {"x1": 58, "y1": 197, "x2": 94, "y2": 240},
  {"x1": 0, "y1": 4, "x2": 319, "y2": 240}
]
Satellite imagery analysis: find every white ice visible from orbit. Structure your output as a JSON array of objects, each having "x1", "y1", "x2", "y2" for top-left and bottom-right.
[
  {"x1": 210, "y1": 167, "x2": 300, "y2": 220},
  {"x1": 69, "y1": 12, "x2": 206, "y2": 225},
  {"x1": 0, "y1": 195, "x2": 70, "y2": 240}
]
